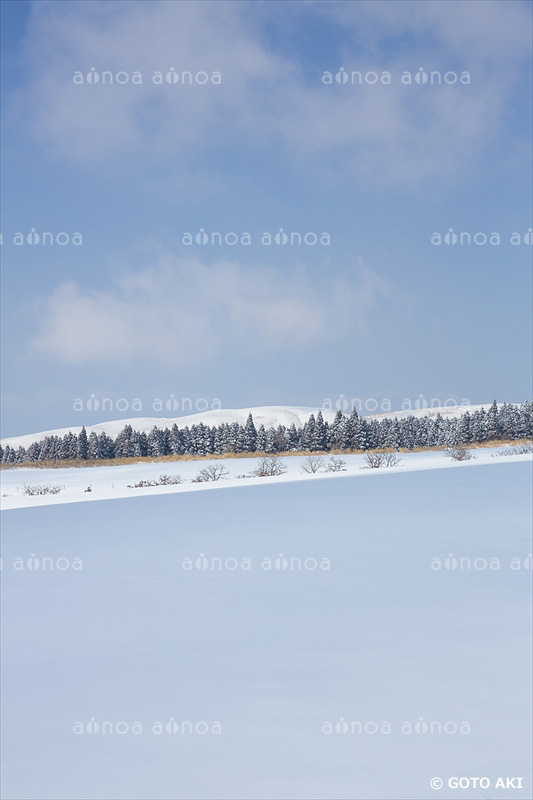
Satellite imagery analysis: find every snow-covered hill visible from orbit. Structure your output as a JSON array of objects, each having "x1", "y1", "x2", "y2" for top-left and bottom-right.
[{"x1": 0, "y1": 403, "x2": 498, "y2": 451}]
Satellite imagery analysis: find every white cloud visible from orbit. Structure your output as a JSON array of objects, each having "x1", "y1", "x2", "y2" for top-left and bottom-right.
[
  {"x1": 12, "y1": 0, "x2": 288, "y2": 160},
  {"x1": 10, "y1": 0, "x2": 530, "y2": 183},
  {"x1": 32, "y1": 255, "x2": 392, "y2": 365}
]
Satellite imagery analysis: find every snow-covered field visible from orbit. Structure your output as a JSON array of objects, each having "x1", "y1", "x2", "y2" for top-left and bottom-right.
[
  {"x1": 1, "y1": 453, "x2": 531, "y2": 799},
  {"x1": 2, "y1": 446, "x2": 531, "y2": 511}
]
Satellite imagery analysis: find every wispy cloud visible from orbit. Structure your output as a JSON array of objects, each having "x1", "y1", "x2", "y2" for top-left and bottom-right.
[
  {"x1": 10, "y1": 0, "x2": 530, "y2": 184},
  {"x1": 32, "y1": 255, "x2": 393, "y2": 365}
]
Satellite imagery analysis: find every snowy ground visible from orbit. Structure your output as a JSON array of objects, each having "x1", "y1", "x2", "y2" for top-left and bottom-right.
[
  {"x1": 1, "y1": 456, "x2": 531, "y2": 799},
  {"x1": 1, "y1": 446, "x2": 531, "y2": 511}
]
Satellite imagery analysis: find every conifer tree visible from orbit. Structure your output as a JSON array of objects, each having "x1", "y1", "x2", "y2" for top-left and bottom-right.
[
  {"x1": 243, "y1": 413, "x2": 257, "y2": 452},
  {"x1": 77, "y1": 426, "x2": 89, "y2": 459}
]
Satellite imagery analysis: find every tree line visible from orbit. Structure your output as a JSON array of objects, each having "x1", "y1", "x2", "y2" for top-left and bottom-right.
[{"x1": 1, "y1": 401, "x2": 532, "y2": 465}]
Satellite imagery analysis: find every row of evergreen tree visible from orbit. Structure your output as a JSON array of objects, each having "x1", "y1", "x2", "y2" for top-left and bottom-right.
[{"x1": 1, "y1": 401, "x2": 532, "y2": 465}]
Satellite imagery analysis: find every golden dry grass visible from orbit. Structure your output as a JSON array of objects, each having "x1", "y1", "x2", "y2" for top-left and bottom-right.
[{"x1": 1, "y1": 439, "x2": 531, "y2": 470}]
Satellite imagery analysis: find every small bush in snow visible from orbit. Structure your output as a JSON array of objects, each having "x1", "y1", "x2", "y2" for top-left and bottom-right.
[
  {"x1": 325, "y1": 456, "x2": 347, "y2": 472},
  {"x1": 23, "y1": 484, "x2": 63, "y2": 496},
  {"x1": 361, "y1": 452, "x2": 402, "y2": 469},
  {"x1": 249, "y1": 456, "x2": 287, "y2": 477},
  {"x1": 300, "y1": 455, "x2": 325, "y2": 474},
  {"x1": 445, "y1": 446, "x2": 475, "y2": 461},
  {"x1": 192, "y1": 463, "x2": 229, "y2": 482},
  {"x1": 492, "y1": 443, "x2": 533, "y2": 456},
  {"x1": 128, "y1": 474, "x2": 183, "y2": 488},
  {"x1": 157, "y1": 474, "x2": 183, "y2": 485}
]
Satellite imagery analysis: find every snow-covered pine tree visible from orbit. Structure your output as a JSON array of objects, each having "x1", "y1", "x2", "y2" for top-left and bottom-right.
[
  {"x1": 180, "y1": 426, "x2": 191, "y2": 454},
  {"x1": 206, "y1": 426, "x2": 217, "y2": 455},
  {"x1": 353, "y1": 418, "x2": 371, "y2": 450},
  {"x1": 256, "y1": 424, "x2": 267, "y2": 452},
  {"x1": 443, "y1": 418, "x2": 459, "y2": 446},
  {"x1": 312, "y1": 411, "x2": 327, "y2": 451},
  {"x1": 77, "y1": 426, "x2": 89, "y2": 459},
  {"x1": 190, "y1": 423, "x2": 203, "y2": 456},
  {"x1": 99, "y1": 432, "x2": 115, "y2": 459},
  {"x1": 301, "y1": 414, "x2": 315, "y2": 451},
  {"x1": 115, "y1": 425, "x2": 134, "y2": 458},
  {"x1": 27, "y1": 440, "x2": 42, "y2": 462},
  {"x1": 64, "y1": 432, "x2": 77, "y2": 460},
  {"x1": 345, "y1": 408, "x2": 359, "y2": 449},
  {"x1": 201, "y1": 422, "x2": 213, "y2": 455},
  {"x1": 274, "y1": 425, "x2": 288, "y2": 451},
  {"x1": 38, "y1": 436, "x2": 53, "y2": 461},
  {"x1": 285, "y1": 423, "x2": 299, "y2": 451},
  {"x1": 328, "y1": 410, "x2": 344, "y2": 450},
  {"x1": 243, "y1": 413, "x2": 257, "y2": 452},
  {"x1": 87, "y1": 432, "x2": 100, "y2": 460},
  {"x1": 457, "y1": 411, "x2": 472, "y2": 444},
  {"x1": 388, "y1": 418, "x2": 402, "y2": 450},
  {"x1": 148, "y1": 426, "x2": 166, "y2": 457},
  {"x1": 414, "y1": 417, "x2": 428, "y2": 448},
  {"x1": 265, "y1": 427, "x2": 277, "y2": 453},
  {"x1": 169, "y1": 424, "x2": 182, "y2": 455},
  {"x1": 484, "y1": 400, "x2": 501, "y2": 442},
  {"x1": 131, "y1": 434, "x2": 143, "y2": 458},
  {"x1": 236, "y1": 424, "x2": 246, "y2": 454},
  {"x1": 401, "y1": 417, "x2": 417, "y2": 450},
  {"x1": 515, "y1": 402, "x2": 532, "y2": 439},
  {"x1": 138, "y1": 432, "x2": 148, "y2": 456}
]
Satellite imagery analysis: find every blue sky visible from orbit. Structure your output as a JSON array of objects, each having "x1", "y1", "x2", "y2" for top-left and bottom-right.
[{"x1": 1, "y1": 0, "x2": 531, "y2": 436}]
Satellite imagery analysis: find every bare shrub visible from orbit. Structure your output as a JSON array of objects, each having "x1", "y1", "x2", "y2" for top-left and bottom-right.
[
  {"x1": 325, "y1": 456, "x2": 347, "y2": 472},
  {"x1": 445, "y1": 446, "x2": 475, "y2": 462},
  {"x1": 157, "y1": 474, "x2": 183, "y2": 485},
  {"x1": 23, "y1": 484, "x2": 63, "y2": 496},
  {"x1": 128, "y1": 474, "x2": 183, "y2": 488},
  {"x1": 192, "y1": 463, "x2": 230, "y2": 482},
  {"x1": 249, "y1": 456, "x2": 287, "y2": 477},
  {"x1": 300, "y1": 455, "x2": 325, "y2": 474},
  {"x1": 361, "y1": 452, "x2": 402, "y2": 469},
  {"x1": 384, "y1": 453, "x2": 402, "y2": 467},
  {"x1": 492, "y1": 443, "x2": 533, "y2": 457}
]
